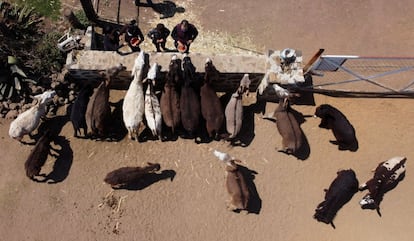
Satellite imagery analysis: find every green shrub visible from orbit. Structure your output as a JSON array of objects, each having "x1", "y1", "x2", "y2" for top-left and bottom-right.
[
  {"x1": 15, "y1": 0, "x2": 61, "y2": 20},
  {"x1": 0, "y1": 1, "x2": 66, "y2": 101},
  {"x1": 74, "y1": 9, "x2": 90, "y2": 27},
  {"x1": 31, "y1": 31, "x2": 66, "y2": 76}
]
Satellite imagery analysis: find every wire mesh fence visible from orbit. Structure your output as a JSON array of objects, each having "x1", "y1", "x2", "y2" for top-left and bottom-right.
[{"x1": 307, "y1": 56, "x2": 414, "y2": 96}]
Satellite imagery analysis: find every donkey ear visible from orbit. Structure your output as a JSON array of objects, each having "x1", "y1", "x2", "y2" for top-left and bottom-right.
[
  {"x1": 282, "y1": 97, "x2": 289, "y2": 109},
  {"x1": 98, "y1": 70, "x2": 106, "y2": 78}
]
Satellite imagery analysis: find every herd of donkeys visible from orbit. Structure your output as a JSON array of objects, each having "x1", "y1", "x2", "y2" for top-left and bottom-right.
[{"x1": 7, "y1": 51, "x2": 407, "y2": 228}]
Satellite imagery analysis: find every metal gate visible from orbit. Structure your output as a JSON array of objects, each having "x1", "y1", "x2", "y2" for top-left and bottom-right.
[{"x1": 302, "y1": 55, "x2": 414, "y2": 97}]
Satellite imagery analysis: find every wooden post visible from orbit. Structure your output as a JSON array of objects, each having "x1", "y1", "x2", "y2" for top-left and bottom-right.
[
  {"x1": 303, "y1": 49, "x2": 325, "y2": 74},
  {"x1": 80, "y1": 0, "x2": 100, "y2": 24},
  {"x1": 136, "y1": 0, "x2": 140, "y2": 25}
]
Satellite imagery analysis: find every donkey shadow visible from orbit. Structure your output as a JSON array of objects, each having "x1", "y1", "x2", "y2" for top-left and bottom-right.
[
  {"x1": 45, "y1": 136, "x2": 73, "y2": 184},
  {"x1": 28, "y1": 115, "x2": 73, "y2": 183},
  {"x1": 108, "y1": 99, "x2": 128, "y2": 141},
  {"x1": 227, "y1": 104, "x2": 256, "y2": 147},
  {"x1": 290, "y1": 107, "x2": 311, "y2": 161},
  {"x1": 236, "y1": 165, "x2": 262, "y2": 214},
  {"x1": 120, "y1": 169, "x2": 177, "y2": 191}
]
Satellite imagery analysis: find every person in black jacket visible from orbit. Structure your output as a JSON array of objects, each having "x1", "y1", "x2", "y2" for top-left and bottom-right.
[
  {"x1": 147, "y1": 23, "x2": 170, "y2": 52},
  {"x1": 120, "y1": 20, "x2": 145, "y2": 52},
  {"x1": 171, "y1": 19, "x2": 198, "y2": 53}
]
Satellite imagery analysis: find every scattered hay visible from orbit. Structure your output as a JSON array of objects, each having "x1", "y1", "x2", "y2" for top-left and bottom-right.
[
  {"x1": 97, "y1": 190, "x2": 128, "y2": 235},
  {"x1": 138, "y1": 0, "x2": 262, "y2": 55},
  {"x1": 98, "y1": 190, "x2": 128, "y2": 214}
]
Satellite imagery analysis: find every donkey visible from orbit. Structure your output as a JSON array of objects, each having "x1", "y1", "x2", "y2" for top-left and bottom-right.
[
  {"x1": 314, "y1": 104, "x2": 358, "y2": 151},
  {"x1": 180, "y1": 55, "x2": 200, "y2": 138},
  {"x1": 9, "y1": 90, "x2": 56, "y2": 142},
  {"x1": 314, "y1": 169, "x2": 359, "y2": 229},
  {"x1": 144, "y1": 63, "x2": 162, "y2": 140},
  {"x1": 359, "y1": 156, "x2": 407, "y2": 216},
  {"x1": 70, "y1": 84, "x2": 93, "y2": 138},
  {"x1": 160, "y1": 55, "x2": 182, "y2": 138},
  {"x1": 123, "y1": 51, "x2": 146, "y2": 141},
  {"x1": 213, "y1": 150, "x2": 250, "y2": 212},
  {"x1": 201, "y1": 58, "x2": 224, "y2": 139},
  {"x1": 273, "y1": 97, "x2": 303, "y2": 155},
  {"x1": 225, "y1": 74, "x2": 251, "y2": 140},
  {"x1": 86, "y1": 64, "x2": 126, "y2": 139}
]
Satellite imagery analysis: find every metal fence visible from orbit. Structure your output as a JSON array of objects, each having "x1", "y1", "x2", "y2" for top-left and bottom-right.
[{"x1": 303, "y1": 55, "x2": 414, "y2": 97}]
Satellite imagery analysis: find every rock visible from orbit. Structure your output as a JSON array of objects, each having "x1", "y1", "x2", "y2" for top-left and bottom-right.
[
  {"x1": 68, "y1": 94, "x2": 76, "y2": 102},
  {"x1": 30, "y1": 85, "x2": 44, "y2": 95},
  {"x1": 53, "y1": 95, "x2": 60, "y2": 105},
  {"x1": 51, "y1": 81, "x2": 61, "y2": 89},
  {"x1": 69, "y1": 83, "x2": 77, "y2": 90},
  {"x1": 58, "y1": 97, "x2": 66, "y2": 105},
  {"x1": 9, "y1": 103, "x2": 19, "y2": 110},
  {"x1": 5, "y1": 110, "x2": 18, "y2": 119},
  {"x1": 2, "y1": 101, "x2": 9, "y2": 109}
]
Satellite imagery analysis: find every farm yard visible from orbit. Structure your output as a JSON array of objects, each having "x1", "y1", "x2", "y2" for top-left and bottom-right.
[{"x1": 1, "y1": 0, "x2": 414, "y2": 241}]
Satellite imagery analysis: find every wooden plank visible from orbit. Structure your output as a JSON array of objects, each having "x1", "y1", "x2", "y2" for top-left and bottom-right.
[{"x1": 303, "y1": 48, "x2": 324, "y2": 74}]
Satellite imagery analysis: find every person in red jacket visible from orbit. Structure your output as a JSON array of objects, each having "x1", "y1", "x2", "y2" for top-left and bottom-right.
[{"x1": 171, "y1": 19, "x2": 198, "y2": 53}]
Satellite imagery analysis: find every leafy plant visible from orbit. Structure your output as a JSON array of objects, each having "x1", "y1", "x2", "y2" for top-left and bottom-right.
[
  {"x1": 14, "y1": 0, "x2": 61, "y2": 20},
  {"x1": 0, "y1": 1, "x2": 65, "y2": 102},
  {"x1": 74, "y1": 9, "x2": 90, "y2": 27},
  {"x1": 0, "y1": 1, "x2": 43, "y2": 61},
  {"x1": 31, "y1": 32, "x2": 66, "y2": 76},
  {"x1": 0, "y1": 57, "x2": 36, "y2": 101}
]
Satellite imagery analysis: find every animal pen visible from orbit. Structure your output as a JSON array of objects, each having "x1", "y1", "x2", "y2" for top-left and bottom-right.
[{"x1": 68, "y1": 0, "x2": 414, "y2": 99}]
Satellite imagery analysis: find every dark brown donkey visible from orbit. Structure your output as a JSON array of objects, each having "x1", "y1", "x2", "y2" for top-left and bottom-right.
[
  {"x1": 180, "y1": 55, "x2": 200, "y2": 138},
  {"x1": 160, "y1": 55, "x2": 182, "y2": 138},
  {"x1": 201, "y1": 58, "x2": 224, "y2": 140},
  {"x1": 85, "y1": 64, "x2": 126, "y2": 139}
]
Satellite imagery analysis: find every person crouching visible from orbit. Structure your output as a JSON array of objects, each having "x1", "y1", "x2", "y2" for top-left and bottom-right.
[
  {"x1": 147, "y1": 23, "x2": 170, "y2": 52},
  {"x1": 171, "y1": 19, "x2": 198, "y2": 53}
]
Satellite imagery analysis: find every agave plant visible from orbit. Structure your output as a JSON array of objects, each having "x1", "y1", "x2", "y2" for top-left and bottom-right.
[
  {"x1": 0, "y1": 1, "x2": 43, "y2": 101},
  {"x1": 1, "y1": 1, "x2": 43, "y2": 64},
  {"x1": 0, "y1": 1, "x2": 65, "y2": 102},
  {"x1": 0, "y1": 56, "x2": 36, "y2": 101},
  {"x1": 0, "y1": 1, "x2": 43, "y2": 47}
]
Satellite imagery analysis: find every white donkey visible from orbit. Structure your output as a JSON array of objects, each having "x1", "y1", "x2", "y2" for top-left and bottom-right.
[
  {"x1": 144, "y1": 63, "x2": 162, "y2": 140},
  {"x1": 9, "y1": 90, "x2": 56, "y2": 142},
  {"x1": 123, "y1": 51, "x2": 146, "y2": 141}
]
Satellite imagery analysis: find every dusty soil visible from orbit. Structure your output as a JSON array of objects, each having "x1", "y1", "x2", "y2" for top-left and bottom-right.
[{"x1": 1, "y1": 1, "x2": 414, "y2": 241}]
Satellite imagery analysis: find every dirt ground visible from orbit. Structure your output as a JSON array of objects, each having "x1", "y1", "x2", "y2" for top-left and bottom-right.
[{"x1": 1, "y1": 1, "x2": 414, "y2": 241}]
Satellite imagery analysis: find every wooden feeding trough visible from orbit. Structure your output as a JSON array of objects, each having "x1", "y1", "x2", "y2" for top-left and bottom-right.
[{"x1": 65, "y1": 50, "x2": 267, "y2": 94}]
